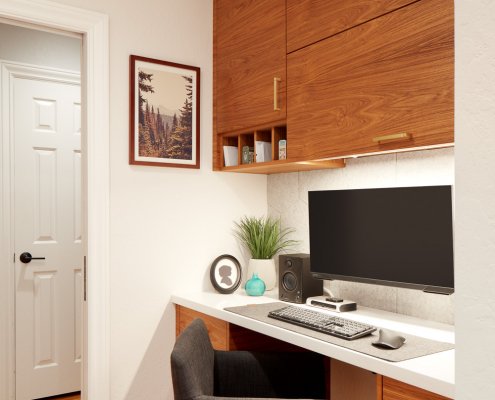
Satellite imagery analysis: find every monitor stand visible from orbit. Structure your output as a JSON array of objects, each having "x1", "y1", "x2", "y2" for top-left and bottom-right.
[{"x1": 306, "y1": 295, "x2": 357, "y2": 312}]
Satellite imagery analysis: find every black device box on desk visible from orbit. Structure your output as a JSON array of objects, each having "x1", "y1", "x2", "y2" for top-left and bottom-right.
[{"x1": 279, "y1": 253, "x2": 323, "y2": 303}]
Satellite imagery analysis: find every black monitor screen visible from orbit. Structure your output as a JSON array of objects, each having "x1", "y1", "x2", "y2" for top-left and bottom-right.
[{"x1": 308, "y1": 186, "x2": 454, "y2": 293}]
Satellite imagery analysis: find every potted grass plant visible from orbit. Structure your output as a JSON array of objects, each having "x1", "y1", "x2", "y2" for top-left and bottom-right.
[{"x1": 234, "y1": 216, "x2": 298, "y2": 290}]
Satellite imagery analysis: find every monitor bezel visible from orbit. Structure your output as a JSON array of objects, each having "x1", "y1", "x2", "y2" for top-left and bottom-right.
[
  {"x1": 311, "y1": 272, "x2": 454, "y2": 294},
  {"x1": 308, "y1": 185, "x2": 455, "y2": 295}
]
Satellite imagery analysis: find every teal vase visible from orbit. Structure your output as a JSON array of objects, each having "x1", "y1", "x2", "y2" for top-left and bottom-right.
[{"x1": 245, "y1": 273, "x2": 266, "y2": 296}]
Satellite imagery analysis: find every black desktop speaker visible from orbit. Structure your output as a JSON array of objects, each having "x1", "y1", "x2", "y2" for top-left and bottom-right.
[{"x1": 279, "y1": 253, "x2": 323, "y2": 303}]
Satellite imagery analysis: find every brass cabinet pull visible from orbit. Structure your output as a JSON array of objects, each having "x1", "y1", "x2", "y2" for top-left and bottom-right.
[
  {"x1": 273, "y1": 77, "x2": 281, "y2": 111},
  {"x1": 373, "y1": 132, "x2": 411, "y2": 143}
]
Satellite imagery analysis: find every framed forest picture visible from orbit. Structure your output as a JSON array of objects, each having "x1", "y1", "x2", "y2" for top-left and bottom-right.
[{"x1": 129, "y1": 55, "x2": 200, "y2": 168}]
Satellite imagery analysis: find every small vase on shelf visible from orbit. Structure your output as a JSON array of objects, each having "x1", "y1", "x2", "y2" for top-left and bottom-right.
[{"x1": 245, "y1": 273, "x2": 266, "y2": 296}]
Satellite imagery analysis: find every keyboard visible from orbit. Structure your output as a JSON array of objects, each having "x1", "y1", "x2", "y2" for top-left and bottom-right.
[{"x1": 268, "y1": 305, "x2": 376, "y2": 340}]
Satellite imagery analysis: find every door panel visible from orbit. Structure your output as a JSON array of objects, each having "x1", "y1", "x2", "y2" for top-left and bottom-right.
[
  {"x1": 383, "y1": 377, "x2": 451, "y2": 400},
  {"x1": 287, "y1": 0, "x2": 454, "y2": 160},
  {"x1": 287, "y1": 0, "x2": 415, "y2": 53},
  {"x1": 14, "y1": 76, "x2": 81, "y2": 400},
  {"x1": 215, "y1": 0, "x2": 286, "y2": 134},
  {"x1": 33, "y1": 148, "x2": 57, "y2": 242},
  {"x1": 33, "y1": 271, "x2": 57, "y2": 368}
]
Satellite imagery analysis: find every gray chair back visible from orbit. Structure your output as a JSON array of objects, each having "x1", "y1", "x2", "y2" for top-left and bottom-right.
[{"x1": 171, "y1": 319, "x2": 215, "y2": 400}]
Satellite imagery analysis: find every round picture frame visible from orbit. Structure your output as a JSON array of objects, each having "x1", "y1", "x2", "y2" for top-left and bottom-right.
[{"x1": 210, "y1": 254, "x2": 242, "y2": 294}]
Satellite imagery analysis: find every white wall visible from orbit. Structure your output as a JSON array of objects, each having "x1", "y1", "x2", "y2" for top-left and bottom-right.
[
  {"x1": 268, "y1": 148, "x2": 455, "y2": 325},
  {"x1": 455, "y1": 1, "x2": 495, "y2": 399},
  {"x1": 33, "y1": 0, "x2": 267, "y2": 399},
  {"x1": 0, "y1": 4, "x2": 266, "y2": 400},
  {"x1": 0, "y1": 22, "x2": 80, "y2": 71}
]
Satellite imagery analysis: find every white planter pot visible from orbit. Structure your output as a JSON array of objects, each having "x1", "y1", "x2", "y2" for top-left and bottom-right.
[{"x1": 247, "y1": 259, "x2": 276, "y2": 291}]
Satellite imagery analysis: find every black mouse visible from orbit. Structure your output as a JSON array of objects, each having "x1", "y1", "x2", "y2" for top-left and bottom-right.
[{"x1": 372, "y1": 329, "x2": 406, "y2": 350}]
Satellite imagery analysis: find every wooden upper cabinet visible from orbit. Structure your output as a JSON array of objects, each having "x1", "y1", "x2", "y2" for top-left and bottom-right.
[
  {"x1": 287, "y1": 0, "x2": 454, "y2": 161},
  {"x1": 287, "y1": 0, "x2": 415, "y2": 53},
  {"x1": 214, "y1": 0, "x2": 286, "y2": 134}
]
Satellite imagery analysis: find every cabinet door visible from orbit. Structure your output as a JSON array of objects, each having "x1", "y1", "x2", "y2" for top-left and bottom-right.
[
  {"x1": 330, "y1": 360, "x2": 378, "y2": 400},
  {"x1": 287, "y1": 0, "x2": 453, "y2": 161},
  {"x1": 214, "y1": 0, "x2": 286, "y2": 134},
  {"x1": 175, "y1": 305, "x2": 229, "y2": 350},
  {"x1": 383, "y1": 377, "x2": 451, "y2": 400},
  {"x1": 287, "y1": 0, "x2": 415, "y2": 53}
]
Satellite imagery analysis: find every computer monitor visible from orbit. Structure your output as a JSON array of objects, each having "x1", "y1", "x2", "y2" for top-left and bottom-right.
[{"x1": 308, "y1": 186, "x2": 454, "y2": 294}]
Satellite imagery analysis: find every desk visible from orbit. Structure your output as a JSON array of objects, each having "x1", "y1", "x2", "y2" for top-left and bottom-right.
[{"x1": 172, "y1": 291, "x2": 454, "y2": 400}]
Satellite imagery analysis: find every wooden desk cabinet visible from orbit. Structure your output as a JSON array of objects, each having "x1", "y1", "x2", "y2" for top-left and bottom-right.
[
  {"x1": 175, "y1": 305, "x2": 451, "y2": 400},
  {"x1": 382, "y1": 377, "x2": 450, "y2": 400},
  {"x1": 176, "y1": 304, "x2": 301, "y2": 352}
]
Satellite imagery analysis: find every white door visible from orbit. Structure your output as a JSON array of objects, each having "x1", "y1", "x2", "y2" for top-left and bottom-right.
[{"x1": 13, "y1": 75, "x2": 82, "y2": 399}]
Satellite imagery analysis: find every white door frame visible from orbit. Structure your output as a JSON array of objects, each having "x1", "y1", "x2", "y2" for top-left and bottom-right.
[{"x1": 0, "y1": 1, "x2": 110, "y2": 400}]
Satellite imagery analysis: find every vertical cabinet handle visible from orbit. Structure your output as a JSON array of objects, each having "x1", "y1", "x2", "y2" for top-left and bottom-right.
[{"x1": 273, "y1": 77, "x2": 281, "y2": 111}]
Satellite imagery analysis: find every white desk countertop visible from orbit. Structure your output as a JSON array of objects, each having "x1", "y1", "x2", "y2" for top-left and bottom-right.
[{"x1": 171, "y1": 290, "x2": 455, "y2": 399}]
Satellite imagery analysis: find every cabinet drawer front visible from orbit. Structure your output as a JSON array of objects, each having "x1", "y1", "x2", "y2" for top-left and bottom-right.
[
  {"x1": 215, "y1": 0, "x2": 286, "y2": 134},
  {"x1": 287, "y1": 0, "x2": 415, "y2": 53},
  {"x1": 287, "y1": 0, "x2": 453, "y2": 161},
  {"x1": 330, "y1": 360, "x2": 378, "y2": 400},
  {"x1": 383, "y1": 377, "x2": 451, "y2": 400},
  {"x1": 175, "y1": 305, "x2": 229, "y2": 350}
]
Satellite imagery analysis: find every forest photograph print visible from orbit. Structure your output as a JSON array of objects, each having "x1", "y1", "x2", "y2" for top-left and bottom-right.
[{"x1": 130, "y1": 55, "x2": 200, "y2": 168}]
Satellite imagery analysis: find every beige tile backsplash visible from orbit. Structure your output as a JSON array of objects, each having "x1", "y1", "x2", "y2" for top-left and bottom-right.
[{"x1": 268, "y1": 148, "x2": 455, "y2": 325}]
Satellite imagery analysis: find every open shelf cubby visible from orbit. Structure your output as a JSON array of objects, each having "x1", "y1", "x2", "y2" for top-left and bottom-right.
[{"x1": 220, "y1": 125, "x2": 344, "y2": 174}]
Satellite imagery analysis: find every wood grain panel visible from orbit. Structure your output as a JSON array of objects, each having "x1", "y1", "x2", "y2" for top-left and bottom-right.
[
  {"x1": 272, "y1": 126, "x2": 286, "y2": 161},
  {"x1": 287, "y1": 0, "x2": 454, "y2": 161},
  {"x1": 287, "y1": 0, "x2": 415, "y2": 53},
  {"x1": 330, "y1": 359, "x2": 377, "y2": 400},
  {"x1": 377, "y1": 374, "x2": 383, "y2": 400},
  {"x1": 214, "y1": 0, "x2": 286, "y2": 134},
  {"x1": 212, "y1": 0, "x2": 219, "y2": 170},
  {"x1": 220, "y1": 158, "x2": 344, "y2": 174},
  {"x1": 175, "y1": 305, "x2": 229, "y2": 350},
  {"x1": 383, "y1": 377, "x2": 451, "y2": 400}
]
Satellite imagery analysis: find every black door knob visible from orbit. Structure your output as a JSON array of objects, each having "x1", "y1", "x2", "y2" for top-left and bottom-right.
[{"x1": 20, "y1": 252, "x2": 45, "y2": 264}]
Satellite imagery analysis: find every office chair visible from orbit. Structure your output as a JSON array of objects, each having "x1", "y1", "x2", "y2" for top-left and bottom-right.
[{"x1": 171, "y1": 318, "x2": 326, "y2": 400}]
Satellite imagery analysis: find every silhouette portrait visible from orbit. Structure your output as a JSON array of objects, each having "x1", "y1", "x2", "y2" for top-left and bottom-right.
[{"x1": 219, "y1": 265, "x2": 233, "y2": 286}]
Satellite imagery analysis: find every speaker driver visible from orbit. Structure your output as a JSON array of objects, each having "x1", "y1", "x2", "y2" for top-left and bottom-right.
[{"x1": 282, "y1": 271, "x2": 297, "y2": 291}]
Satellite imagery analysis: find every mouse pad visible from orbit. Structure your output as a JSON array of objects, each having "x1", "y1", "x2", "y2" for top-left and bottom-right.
[{"x1": 224, "y1": 302, "x2": 454, "y2": 362}]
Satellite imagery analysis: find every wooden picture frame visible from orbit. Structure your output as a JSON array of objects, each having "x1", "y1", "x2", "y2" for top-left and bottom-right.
[{"x1": 129, "y1": 55, "x2": 200, "y2": 168}]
